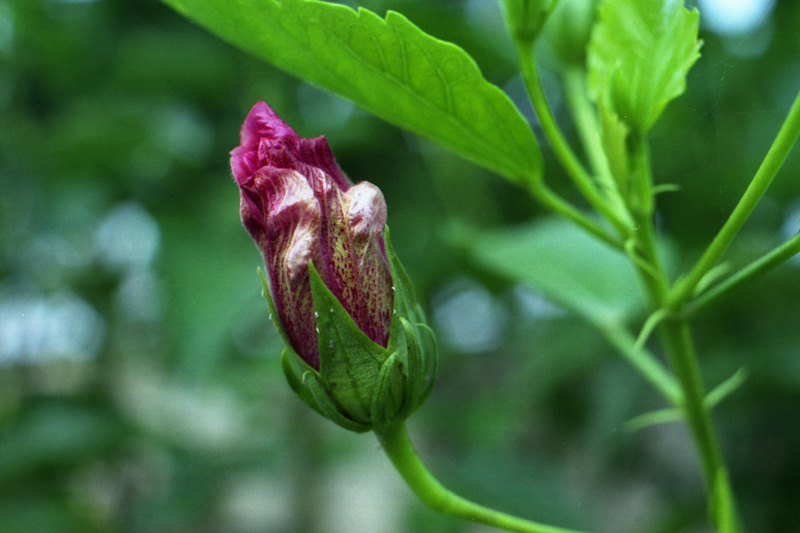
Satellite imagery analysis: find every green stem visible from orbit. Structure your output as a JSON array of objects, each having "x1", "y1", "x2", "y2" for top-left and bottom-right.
[
  {"x1": 530, "y1": 185, "x2": 623, "y2": 249},
  {"x1": 657, "y1": 321, "x2": 726, "y2": 489},
  {"x1": 375, "y1": 423, "x2": 589, "y2": 533},
  {"x1": 515, "y1": 40, "x2": 629, "y2": 234},
  {"x1": 668, "y1": 88, "x2": 800, "y2": 309},
  {"x1": 625, "y1": 141, "x2": 740, "y2": 531},
  {"x1": 685, "y1": 230, "x2": 800, "y2": 316},
  {"x1": 596, "y1": 320, "x2": 682, "y2": 406}
]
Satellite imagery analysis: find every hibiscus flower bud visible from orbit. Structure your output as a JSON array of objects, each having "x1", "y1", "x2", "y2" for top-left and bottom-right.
[{"x1": 232, "y1": 102, "x2": 436, "y2": 432}]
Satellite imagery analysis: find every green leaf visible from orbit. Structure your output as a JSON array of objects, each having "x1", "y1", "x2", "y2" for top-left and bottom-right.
[
  {"x1": 544, "y1": 0, "x2": 600, "y2": 66},
  {"x1": 464, "y1": 217, "x2": 643, "y2": 323},
  {"x1": 162, "y1": 0, "x2": 541, "y2": 184},
  {"x1": 587, "y1": 0, "x2": 701, "y2": 135}
]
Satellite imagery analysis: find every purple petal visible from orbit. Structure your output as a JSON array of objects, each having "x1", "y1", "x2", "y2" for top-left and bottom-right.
[
  {"x1": 232, "y1": 102, "x2": 351, "y2": 191},
  {"x1": 319, "y1": 182, "x2": 392, "y2": 350},
  {"x1": 254, "y1": 168, "x2": 323, "y2": 369}
]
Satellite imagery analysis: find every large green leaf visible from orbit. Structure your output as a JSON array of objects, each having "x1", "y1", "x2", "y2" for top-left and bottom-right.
[
  {"x1": 465, "y1": 217, "x2": 644, "y2": 323},
  {"x1": 587, "y1": 0, "x2": 701, "y2": 135},
  {"x1": 162, "y1": 0, "x2": 541, "y2": 184}
]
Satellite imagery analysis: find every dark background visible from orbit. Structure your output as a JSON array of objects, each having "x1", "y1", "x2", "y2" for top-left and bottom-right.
[{"x1": 1, "y1": 0, "x2": 799, "y2": 531}]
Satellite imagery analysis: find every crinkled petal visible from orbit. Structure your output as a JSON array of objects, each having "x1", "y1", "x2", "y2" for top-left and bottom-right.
[
  {"x1": 242, "y1": 168, "x2": 323, "y2": 368},
  {"x1": 234, "y1": 102, "x2": 352, "y2": 191},
  {"x1": 240, "y1": 101, "x2": 297, "y2": 149},
  {"x1": 319, "y1": 181, "x2": 392, "y2": 349}
]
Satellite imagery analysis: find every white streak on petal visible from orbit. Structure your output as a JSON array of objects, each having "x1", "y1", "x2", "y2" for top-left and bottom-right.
[{"x1": 343, "y1": 182, "x2": 387, "y2": 236}]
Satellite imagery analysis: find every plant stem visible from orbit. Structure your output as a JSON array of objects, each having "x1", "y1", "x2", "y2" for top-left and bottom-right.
[
  {"x1": 596, "y1": 320, "x2": 682, "y2": 406},
  {"x1": 375, "y1": 422, "x2": 589, "y2": 533},
  {"x1": 685, "y1": 230, "x2": 800, "y2": 316},
  {"x1": 668, "y1": 88, "x2": 800, "y2": 309},
  {"x1": 515, "y1": 40, "x2": 629, "y2": 235},
  {"x1": 530, "y1": 185, "x2": 623, "y2": 249},
  {"x1": 624, "y1": 141, "x2": 740, "y2": 531},
  {"x1": 657, "y1": 320, "x2": 726, "y2": 487}
]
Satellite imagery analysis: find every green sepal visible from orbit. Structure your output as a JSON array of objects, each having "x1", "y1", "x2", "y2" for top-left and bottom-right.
[
  {"x1": 308, "y1": 261, "x2": 386, "y2": 425},
  {"x1": 414, "y1": 322, "x2": 438, "y2": 405},
  {"x1": 280, "y1": 348, "x2": 323, "y2": 416},
  {"x1": 369, "y1": 351, "x2": 407, "y2": 429},
  {"x1": 400, "y1": 318, "x2": 421, "y2": 409},
  {"x1": 384, "y1": 228, "x2": 420, "y2": 324},
  {"x1": 384, "y1": 229, "x2": 438, "y2": 408},
  {"x1": 303, "y1": 370, "x2": 371, "y2": 433},
  {"x1": 392, "y1": 317, "x2": 424, "y2": 422}
]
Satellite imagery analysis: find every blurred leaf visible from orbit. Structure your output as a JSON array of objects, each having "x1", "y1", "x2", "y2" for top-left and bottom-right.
[
  {"x1": 587, "y1": 0, "x2": 701, "y2": 134},
  {"x1": 544, "y1": 0, "x2": 601, "y2": 67},
  {"x1": 464, "y1": 217, "x2": 643, "y2": 323},
  {"x1": 0, "y1": 403, "x2": 119, "y2": 479},
  {"x1": 160, "y1": 0, "x2": 541, "y2": 184}
]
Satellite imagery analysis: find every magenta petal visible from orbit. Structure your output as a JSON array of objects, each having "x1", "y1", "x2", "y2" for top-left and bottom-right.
[
  {"x1": 232, "y1": 102, "x2": 352, "y2": 191},
  {"x1": 240, "y1": 101, "x2": 297, "y2": 149},
  {"x1": 319, "y1": 182, "x2": 392, "y2": 349},
  {"x1": 261, "y1": 168, "x2": 323, "y2": 369}
]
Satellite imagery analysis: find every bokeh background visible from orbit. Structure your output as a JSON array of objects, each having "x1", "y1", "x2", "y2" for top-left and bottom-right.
[{"x1": 1, "y1": 0, "x2": 799, "y2": 531}]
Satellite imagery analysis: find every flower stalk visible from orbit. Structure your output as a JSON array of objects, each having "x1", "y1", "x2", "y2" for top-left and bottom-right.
[
  {"x1": 376, "y1": 423, "x2": 588, "y2": 533},
  {"x1": 668, "y1": 88, "x2": 800, "y2": 310}
]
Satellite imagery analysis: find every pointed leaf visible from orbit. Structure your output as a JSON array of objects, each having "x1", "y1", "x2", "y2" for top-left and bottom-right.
[
  {"x1": 588, "y1": 0, "x2": 701, "y2": 134},
  {"x1": 464, "y1": 217, "x2": 643, "y2": 323},
  {"x1": 162, "y1": 0, "x2": 541, "y2": 183}
]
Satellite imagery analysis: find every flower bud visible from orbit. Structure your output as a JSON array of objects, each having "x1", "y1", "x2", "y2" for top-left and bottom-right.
[
  {"x1": 232, "y1": 102, "x2": 436, "y2": 432},
  {"x1": 501, "y1": 0, "x2": 558, "y2": 44}
]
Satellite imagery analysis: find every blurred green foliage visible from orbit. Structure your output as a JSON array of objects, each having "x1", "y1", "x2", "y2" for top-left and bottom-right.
[{"x1": 1, "y1": 0, "x2": 799, "y2": 532}]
